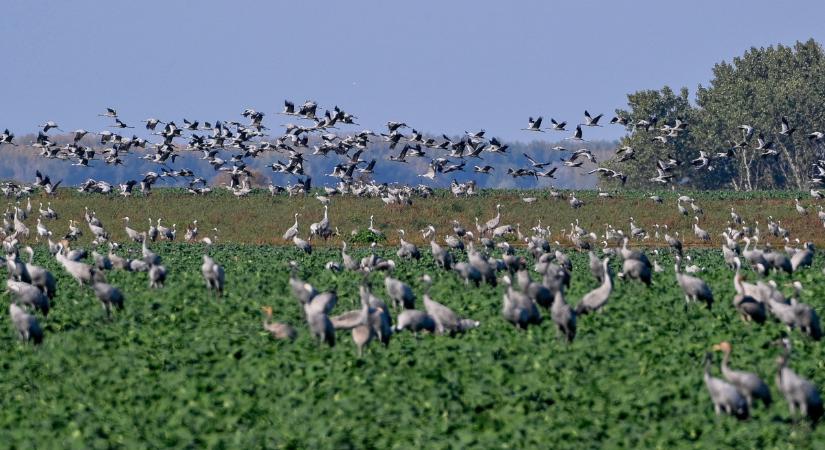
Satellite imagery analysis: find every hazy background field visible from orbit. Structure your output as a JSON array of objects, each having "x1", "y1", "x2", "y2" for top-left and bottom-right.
[{"x1": 19, "y1": 189, "x2": 825, "y2": 249}]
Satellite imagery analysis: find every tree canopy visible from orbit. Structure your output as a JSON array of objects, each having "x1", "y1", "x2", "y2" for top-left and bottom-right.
[{"x1": 606, "y1": 39, "x2": 825, "y2": 190}]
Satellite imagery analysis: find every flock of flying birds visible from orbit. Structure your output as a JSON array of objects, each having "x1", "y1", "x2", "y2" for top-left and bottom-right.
[
  {"x1": 0, "y1": 103, "x2": 609, "y2": 197},
  {"x1": 3, "y1": 102, "x2": 825, "y2": 196}
]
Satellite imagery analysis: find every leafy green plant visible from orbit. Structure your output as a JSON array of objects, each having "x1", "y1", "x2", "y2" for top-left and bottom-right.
[
  {"x1": 348, "y1": 229, "x2": 387, "y2": 244},
  {"x1": 1, "y1": 242, "x2": 823, "y2": 448}
]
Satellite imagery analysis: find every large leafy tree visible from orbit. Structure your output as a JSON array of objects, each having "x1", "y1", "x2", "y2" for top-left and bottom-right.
[
  {"x1": 608, "y1": 39, "x2": 825, "y2": 190},
  {"x1": 604, "y1": 86, "x2": 701, "y2": 189}
]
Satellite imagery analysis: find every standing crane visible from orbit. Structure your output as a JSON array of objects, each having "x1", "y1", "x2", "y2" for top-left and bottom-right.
[
  {"x1": 703, "y1": 352, "x2": 749, "y2": 420},
  {"x1": 674, "y1": 256, "x2": 713, "y2": 310},
  {"x1": 201, "y1": 255, "x2": 225, "y2": 296},
  {"x1": 575, "y1": 257, "x2": 613, "y2": 315},
  {"x1": 775, "y1": 339, "x2": 823, "y2": 422},
  {"x1": 712, "y1": 341, "x2": 771, "y2": 408}
]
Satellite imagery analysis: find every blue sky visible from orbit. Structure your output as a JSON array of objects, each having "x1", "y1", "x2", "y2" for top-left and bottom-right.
[{"x1": 2, "y1": 1, "x2": 825, "y2": 142}]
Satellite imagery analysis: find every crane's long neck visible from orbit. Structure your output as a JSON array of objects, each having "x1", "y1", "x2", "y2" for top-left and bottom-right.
[
  {"x1": 553, "y1": 291, "x2": 565, "y2": 307},
  {"x1": 704, "y1": 356, "x2": 712, "y2": 381},
  {"x1": 720, "y1": 349, "x2": 731, "y2": 374},
  {"x1": 733, "y1": 273, "x2": 744, "y2": 294},
  {"x1": 602, "y1": 261, "x2": 612, "y2": 289},
  {"x1": 777, "y1": 353, "x2": 788, "y2": 378}
]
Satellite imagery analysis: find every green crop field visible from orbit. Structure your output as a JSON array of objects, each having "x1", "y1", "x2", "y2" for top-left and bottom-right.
[{"x1": 2, "y1": 190, "x2": 825, "y2": 448}]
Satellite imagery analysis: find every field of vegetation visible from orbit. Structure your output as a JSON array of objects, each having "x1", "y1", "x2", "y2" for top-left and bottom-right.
[
  {"x1": 2, "y1": 190, "x2": 824, "y2": 448},
  {"x1": 23, "y1": 188, "x2": 825, "y2": 248}
]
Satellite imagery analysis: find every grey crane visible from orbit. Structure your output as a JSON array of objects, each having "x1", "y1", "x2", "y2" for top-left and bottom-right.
[
  {"x1": 554, "y1": 249, "x2": 573, "y2": 272},
  {"x1": 664, "y1": 231, "x2": 683, "y2": 257},
  {"x1": 394, "y1": 309, "x2": 436, "y2": 335},
  {"x1": 575, "y1": 257, "x2": 613, "y2": 315},
  {"x1": 304, "y1": 300, "x2": 335, "y2": 348},
  {"x1": 787, "y1": 282, "x2": 822, "y2": 341},
  {"x1": 484, "y1": 204, "x2": 502, "y2": 233},
  {"x1": 350, "y1": 294, "x2": 376, "y2": 357},
  {"x1": 521, "y1": 116, "x2": 544, "y2": 132},
  {"x1": 141, "y1": 239, "x2": 161, "y2": 266},
  {"x1": 693, "y1": 216, "x2": 710, "y2": 241},
  {"x1": 516, "y1": 269, "x2": 552, "y2": 309},
  {"x1": 292, "y1": 234, "x2": 312, "y2": 254},
  {"x1": 6, "y1": 280, "x2": 50, "y2": 317},
  {"x1": 674, "y1": 256, "x2": 713, "y2": 310},
  {"x1": 201, "y1": 255, "x2": 225, "y2": 296},
  {"x1": 396, "y1": 230, "x2": 421, "y2": 260},
  {"x1": 148, "y1": 264, "x2": 167, "y2": 288},
  {"x1": 429, "y1": 239, "x2": 453, "y2": 270},
  {"x1": 155, "y1": 218, "x2": 170, "y2": 240},
  {"x1": 306, "y1": 290, "x2": 337, "y2": 317},
  {"x1": 340, "y1": 242, "x2": 359, "y2": 271},
  {"x1": 39, "y1": 121, "x2": 62, "y2": 133},
  {"x1": 260, "y1": 306, "x2": 297, "y2": 341},
  {"x1": 9, "y1": 303, "x2": 43, "y2": 344},
  {"x1": 712, "y1": 341, "x2": 771, "y2": 408},
  {"x1": 5, "y1": 250, "x2": 31, "y2": 283},
  {"x1": 443, "y1": 234, "x2": 464, "y2": 252},
  {"x1": 92, "y1": 281, "x2": 124, "y2": 318},
  {"x1": 468, "y1": 245, "x2": 497, "y2": 286},
  {"x1": 288, "y1": 262, "x2": 317, "y2": 305},
  {"x1": 92, "y1": 251, "x2": 111, "y2": 271},
  {"x1": 731, "y1": 282, "x2": 766, "y2": 324},
  {"x1": 330, "y1": 308, "x2": 363, "y2": 330},
  {"x1": 790, "y1": 242, "x2": 814, "y2": 272},
  {"x1": 730, "y1": 207, "x2": 743, "y2": 225},
  {"x1": 282, "y1": 213, "x2": 299, "y2": 241},
  {"x1": 360, "y1": 283, "x2": 392, "y2": 347},
  {"x1": 123, "y1": 217, "x2": 144, "y2": 243},
  {"x1": 795, "y1": 198, "x2": 807, "y2": 215},
  {"x1": 775, "y1": 339, "x2": 823, "y2": 422},
  {"x1": 421, "y1": 274, "x2": 479, "y2": 335},
  {"x1": 620, "y1": 237, "x2": 651, "y2": 268},
  {"x1": 147, "y1": 218, "x2": 159, "y2": 242},
  {"x1": 367, "y1": 214, "x2": 383, "y2": 238},
  {"x1": 56, "y1": 247, "x2": 102, "y2": 286},
  {"x1": 310, "y1": 206, "x2": 332, "y2": 240},
  {"x1": 501, "y1": 275, "x2": 541, "y2": 329},
  {"x1": 184, "y1": 220, "x2": 199, "y2": 242},
  {"x1": 384, "y1": 275, "x2": 415, "y2": 310},
  {"x1": 620, "y1": 257, "x2": 651, "y2": 286},
  {"x1": 704, "y1": 352, "x2": 749, "y2": 420},
  {"x1": 741, "y1": 237, "x2": 768, "y2": 275},
  {"x1": 551, "y1": 289, "x2": 576, "y2": 342},
  {"x1": 22, "y1": 247, "x2": 56, "y2": 299},
  {"x1": 581, "y1": 110, "x2": 603, "y2": 127},
  {"x1": 589, "y1": 251, "x2": 605, "y2": 283},
  {"x1": 453, "y1": 261, "x2": 481, "y2": 286}
]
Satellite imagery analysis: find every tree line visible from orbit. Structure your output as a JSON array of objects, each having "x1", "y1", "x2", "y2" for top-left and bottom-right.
[{"x1": 604, "y1": 39, "x2": 825, "y2": 191}]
